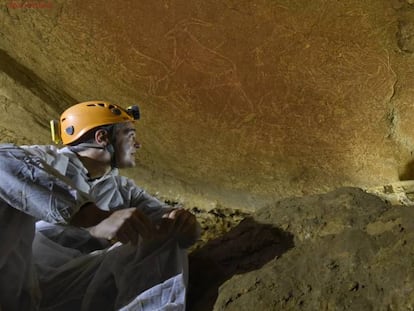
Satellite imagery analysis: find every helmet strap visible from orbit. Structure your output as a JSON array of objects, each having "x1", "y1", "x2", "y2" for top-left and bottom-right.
[
  {"x1": 107, "y1": 125, "x2": 118, "y2": 169},
  {"x1": 73, "y1": 125, "x2": 118, "y2": 169},
  {"x1": 105, "y1": 144, "x2": 117, "y2": 168},
  {"x1": 73, "y1": 143, "x2": 105, "y2": 150}
]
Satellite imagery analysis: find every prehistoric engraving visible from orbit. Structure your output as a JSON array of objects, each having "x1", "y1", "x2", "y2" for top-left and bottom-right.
[{"x1": 164, "y1": 18, "x2": 254, "y2": 129}]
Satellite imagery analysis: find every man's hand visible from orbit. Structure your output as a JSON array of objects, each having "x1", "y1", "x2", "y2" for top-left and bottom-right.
[
  {"x1": 159, "y1": 208, "x2": 200, "y2": 247},
  {"x1": 88, "y1": 208, "x2": 155, "y2": 245}
]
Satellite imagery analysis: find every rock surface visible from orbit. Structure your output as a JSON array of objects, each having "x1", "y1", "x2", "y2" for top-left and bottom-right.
[
  {"x1": 205, "y1": 188, "x2": 414, "y2": 310},
  {"x1": 1, "y1": 1, "x2": 414, "y2": 210},
  {"x1": 1, "y1": 2, "x2": 414, "y2": 310}
]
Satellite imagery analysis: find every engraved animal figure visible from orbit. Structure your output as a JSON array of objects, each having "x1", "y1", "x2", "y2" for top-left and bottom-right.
[
  {"x1": 165, "y1": 19, "x2": 254, "y2": 125},
  {"x1": 165, "y1": 18, "x2": 237, "y2": 87},
  {"x1": 127, "y1": 46, "x2": 173, "y2": 95}
]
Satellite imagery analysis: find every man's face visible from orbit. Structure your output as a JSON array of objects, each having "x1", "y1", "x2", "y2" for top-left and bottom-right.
[{"x1": 114, "y1": 121, "x2": 140, "y2": 168}]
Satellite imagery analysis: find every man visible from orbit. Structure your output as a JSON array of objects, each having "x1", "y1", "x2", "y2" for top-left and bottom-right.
[{"x1": 0, "y1": 101, "x2": 199, "y2": 310}]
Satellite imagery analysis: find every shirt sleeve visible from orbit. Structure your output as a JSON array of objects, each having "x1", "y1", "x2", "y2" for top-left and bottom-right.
[
  {"x1": 0, "y1": 144, "x2": 91, "y2": 224},
  {"x1": 126, "y1": 178, "x2": 173, "y2": 222}
]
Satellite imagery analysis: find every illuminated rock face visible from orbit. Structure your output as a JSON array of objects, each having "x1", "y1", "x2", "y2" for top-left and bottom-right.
[
  {"x1": 212, "y1": 188, "x2": 414, "y2": 311},
  {"x1": 1, "y1": 0, "x2": 414, "y2": 210}
]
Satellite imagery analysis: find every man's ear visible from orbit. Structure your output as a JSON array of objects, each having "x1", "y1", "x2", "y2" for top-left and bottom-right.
[{"x1": 95, "y1": 129, "x2": 110, "y2": 146}]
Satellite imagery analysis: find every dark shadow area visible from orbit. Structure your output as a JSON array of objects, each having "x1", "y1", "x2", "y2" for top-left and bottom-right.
[
  {"x1": 399, "y1": 159, "x2": 414, "y2": 180},
  {"x1": 0, "y1": 49, "x2": 76, "y2": 115},
  {"x1": 187, "y1": 217, "x2": 294, "y2": 311}
]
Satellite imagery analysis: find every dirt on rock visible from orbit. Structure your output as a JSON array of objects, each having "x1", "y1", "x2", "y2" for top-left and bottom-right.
[
  {"x1": 188, "y1": 187, "x2": 414, "y2": 311},
  {"x1": 187, "y1": 206, "x2": 294, "y2": 311}
]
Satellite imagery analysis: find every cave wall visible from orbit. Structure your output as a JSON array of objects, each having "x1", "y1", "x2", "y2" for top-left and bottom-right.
[{"x1": 1, "y1": 0, "x2": 414, "y2": 210}]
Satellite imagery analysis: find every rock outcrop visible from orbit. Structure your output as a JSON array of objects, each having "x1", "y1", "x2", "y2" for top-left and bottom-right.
[{"x1": 208, "y1": 188, "x2": 414, "y2": 310}]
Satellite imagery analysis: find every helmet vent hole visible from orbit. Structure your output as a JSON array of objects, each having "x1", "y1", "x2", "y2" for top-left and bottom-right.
[
  {"x1": 98, "y1": 103, "x2": 105, "y2": 107},
  {"x1": 65, "y1": 126, "x2": 75, "y2": 135},
  {"x1": 111, "y1": 108, "x2": 121, "y2": 115}
]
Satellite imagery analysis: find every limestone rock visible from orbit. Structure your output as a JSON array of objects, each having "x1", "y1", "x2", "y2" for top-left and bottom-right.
[
  {"x1": 213, "y1": 188, "x2": 414, "y2": 310},
  {"x1": 1, "y1": 0, "x2": 414, "y2": 211}
]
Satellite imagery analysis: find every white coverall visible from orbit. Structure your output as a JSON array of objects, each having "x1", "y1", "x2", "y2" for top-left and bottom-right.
[{"x1": 0, "y1": 144, "x2": 191, "y2": 311}]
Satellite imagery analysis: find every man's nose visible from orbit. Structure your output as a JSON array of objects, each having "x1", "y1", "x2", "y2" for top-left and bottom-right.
[{"x1": 134, "y1": 141, "x2": 142, "y2": 149}]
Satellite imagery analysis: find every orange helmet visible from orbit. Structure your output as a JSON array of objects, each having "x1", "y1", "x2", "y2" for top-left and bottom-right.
[{"x1": 51, "y1": 101, "x2": 140, "y2": 145}]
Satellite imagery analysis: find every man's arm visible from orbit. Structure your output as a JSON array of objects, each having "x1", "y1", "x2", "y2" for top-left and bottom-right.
[
  {"x1": 0, "y1": 144, "x2": 155, "y2": 246},
  {"x1": 73, "y1": 202, "x2": 155, "y2": 245},
  {"x1": 160, "y1": 208, "x2": 201, "y2": 248},
  {"x1": 0, "y1": 144, "x2": 90, "y2": 224},
  {"x1": 127, "y1": 179, "x2": 200, "y2": 247}
]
